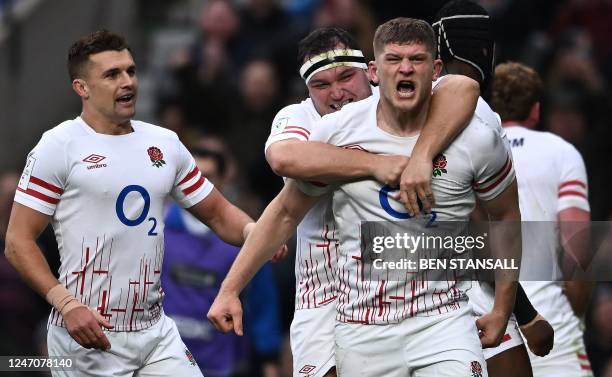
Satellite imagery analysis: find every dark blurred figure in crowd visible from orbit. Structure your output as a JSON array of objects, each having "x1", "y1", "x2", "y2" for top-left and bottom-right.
[
  {"x1": 226, "y1": 59, "x2": 284, "y2": 203},
  {"x1": 542, "y1": 28, "x2": 611, "y2": 220},
  {"x1": 170, "y1": 0, "x2": 242, "y2": 133},
  {"x1": 312, "y1": 0, "x2": 376, "y2": 59},
  {"x1": 586, "y1": 282, "x2": 612, "y2": 376},
  {"x1": 369, "y1": 0, "x2": 448, "y2": 24},
  {"x1": 550, "y1": 0, "x2": 612, "y2": 70},
  {"x1": 157, "y1": 96, "x2": 204, "y2": 146},
  {"x1": 236, "y1": 0, "x2": 304, "y2": 94},
  {"x1": 162, "y1": 138, "x2": 282, "y2": 377}
]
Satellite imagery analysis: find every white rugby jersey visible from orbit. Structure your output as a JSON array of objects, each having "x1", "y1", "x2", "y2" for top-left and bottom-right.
[
  {"x1": 15, "y1": 117, "x2": 213, "y2": 331},
  {"x1": 505, "y1": 125, "x2": 590, "y2": 357},
  {"x1": 299, "y1": 94, "x2": 515, "y2": 324},
  {"x1": 265, "y1": 98, "x2": 339, "y2": 310}
]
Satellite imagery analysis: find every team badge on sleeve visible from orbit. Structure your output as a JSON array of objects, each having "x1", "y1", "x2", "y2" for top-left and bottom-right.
[
  {"x1": 147, "y1": 146, "x2": 166, "y2": 168},
  {"x1": 18, "y1": 153, "x2": 36, "y2": 190},
  {"x1": 271, "y1": 117, "x2": 289, "y2": 136}
]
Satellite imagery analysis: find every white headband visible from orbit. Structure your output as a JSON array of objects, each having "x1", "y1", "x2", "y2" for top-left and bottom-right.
[{"x1": 299, "y1": 48, "x2": 367, "y2": 83}]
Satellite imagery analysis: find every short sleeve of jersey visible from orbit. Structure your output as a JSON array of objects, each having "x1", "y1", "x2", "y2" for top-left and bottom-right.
[
  {"x1": 264, "y1": 104, "x2": 314, "y2": 153},
  {"x1": 470, "y1": 120, "x2": 516, "y2": 201},
  {"x1": 171, "y1": 140, "x2": 214, "y2": 208},
  {"x1": 295, "y1": 113, "x2": 341, "y2": 197},
  {"x1": 557, "y1": 143, "x2": 590, "y2": 213},
  {"x1": 14, "y1": 134, "x2": 67, "y2": 216}
]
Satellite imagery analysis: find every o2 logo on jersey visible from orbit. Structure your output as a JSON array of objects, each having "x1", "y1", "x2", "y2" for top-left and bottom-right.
[
  {"x1": 115, "y1": 185, "x2": 158, "y2": 236},
  {"x1": 378, "y1": 185, "x2": 437, "y2": 226}
]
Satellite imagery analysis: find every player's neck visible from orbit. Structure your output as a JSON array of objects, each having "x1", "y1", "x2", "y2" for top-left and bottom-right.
[
  {"x1": 377, "y1": 98, "x2": 428, "y2": 137},
  {"x1": 502, "y1": 119, "x2": 535, "y2": 129},
  {"x1": 80, "y1": 110, "x2": 133, "y2": 135}
]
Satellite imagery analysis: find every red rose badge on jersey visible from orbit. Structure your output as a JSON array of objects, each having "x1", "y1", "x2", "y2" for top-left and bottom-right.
[
  {"x1": 470, "y1": 361, "x2": 483, "y2": 377},
  {"x1": 432, "y1": 154, "x2": 448, "y2": 177},
  {"x1": 147, "y1": 146, "x2": 166, "y2": 168}
]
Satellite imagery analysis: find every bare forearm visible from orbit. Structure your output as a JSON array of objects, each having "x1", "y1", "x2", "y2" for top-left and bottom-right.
[
  {"x1": 209, "y1": 204, "x2": 254, "y2": 247},
  {"x1": 564, "y1": 281, "x2": 594, "y2": 317},
  {"x1": 483, "y1": 183, "x2": 521, "y2": 317},
  {"x1": 267, "y1": 140, "x2": 377, "y2": 182},
  {"x1": 493, "y1": 281, "x2": 517, "y2": 319},
  {"x1": 220, "y1": 197, "x2": 301, "y2": 295},
  {"x1": 4, "y1": 238, "x2": 59, "y2": 298},
  {"x1": 489, "y1": 215, "x2": 520, "y2": 316},
  {"x1": 413, "y1": 75, "x2": 479, "y2": 160}
]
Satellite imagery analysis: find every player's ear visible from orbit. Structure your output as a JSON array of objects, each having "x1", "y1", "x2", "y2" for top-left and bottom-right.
[
  {"x1": 432, "y1": 59, "x2": 443, "y2": 81},
  {"x1": 368, "y1": 60, "x2": 379, "y2": 85},
  {"x1": 72, "y1": 79, "x2": 89, "y2": 99}
]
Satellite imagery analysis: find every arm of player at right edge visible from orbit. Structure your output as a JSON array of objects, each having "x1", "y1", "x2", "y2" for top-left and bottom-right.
[
  {"x1": 4, "y1": 203, "x2": 114, "y2": 350},
  {"x1": 400, "y1": 74, "x2": 480, "y2": 216},
  {"x1": 207, "y1": 180, "x2": 319, "y2": 335}
]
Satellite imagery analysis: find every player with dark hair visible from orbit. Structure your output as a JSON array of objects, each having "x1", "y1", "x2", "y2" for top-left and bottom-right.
[
  {"x1": 210, "y1": 18, "x2": 520, "y2": 377},
  {"x1": 491, "y1": 62, "x2": 593, "y2": 377},
  {"x1": 433, "y1": 0, "x2": 495, "y2": 97},
  {"x1": 4, "y1": 30, "x2": 270, "y2": 376},
  {"x1": 262, "y1": 26, "x2": 480, "y2": 377},
  {"x1": 432, "y1": 2, "x2": 555, "y2": 376}
]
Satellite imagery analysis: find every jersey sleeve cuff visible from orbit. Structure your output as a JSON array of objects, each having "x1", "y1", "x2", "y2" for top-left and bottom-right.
[
  {"x1": 264, "y1": 133, "x2": 309, "y2": 154},
  {"x1": 180, "y1": 180, "x2": 214, "y2": 208},
  {"x1": 14, "y1": 193, "x2": 55, "y2": 215},
  {"x1": 296, "y1": 179, "x2": 332, "y2": 197},
  {"x1": 557, "y1": 197, "x2": 590, "y2": 213}
]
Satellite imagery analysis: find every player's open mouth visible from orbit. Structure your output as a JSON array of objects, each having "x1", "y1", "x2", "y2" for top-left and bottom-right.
[
  {"x1": 116, "y1": 93, "x2": 135, "y2": 104},
  {"x1": 330, "y1": 99, "x2": 353, "y2": 111},
  {"x1": 396, "y1": 81, "x2": 415, "y2": 98}
]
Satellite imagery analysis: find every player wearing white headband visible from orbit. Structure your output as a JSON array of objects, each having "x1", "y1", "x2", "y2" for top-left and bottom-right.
[
  {"x1": 210, "y1": 27, "x2": 481, "y2": 377},
  {"x1": 299, "y1": 48, "x2": 368, "y2": 84},
  {"x1": 209, "y1": 18, "x2": 522, "y2": 377}
]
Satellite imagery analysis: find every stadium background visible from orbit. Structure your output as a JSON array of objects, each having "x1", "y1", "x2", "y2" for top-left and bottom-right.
[{"x1": 0, "y1": 0, "x2": 611, "y2": 376}]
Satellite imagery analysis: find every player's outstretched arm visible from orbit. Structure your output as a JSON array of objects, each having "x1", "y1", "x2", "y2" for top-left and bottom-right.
[
  {"x1": 207, "y1": 180, "x2": 319, "y2": 335},
  {"x1": 188, "y1": 188, "x2": 255, "y2": 247},
  {"x1": 267, "y1": 139, "x2": 409, "y2": 186},
  {"x1": 476, "y1": 180, "x2": 521, "y2": 348},
  {"x1": 559, "y1": 207, "x2": 594, "y2": 317},
  {"x1": 399, "y1": 74, "x2": 480, "y2": 216},
  {"x1": 4, "y1": 203, "x2": 113, "y2": 350}
]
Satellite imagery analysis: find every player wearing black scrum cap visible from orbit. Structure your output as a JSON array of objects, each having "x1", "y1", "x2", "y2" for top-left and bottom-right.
[
  {"x1": 433, "y1": 0, "x2": 495, "y2": 98},
  {"x1": 433, "y1": 1, "x2": 555, "y2": 376}
]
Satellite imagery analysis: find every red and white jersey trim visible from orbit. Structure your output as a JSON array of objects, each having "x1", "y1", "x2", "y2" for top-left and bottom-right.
[
  {"x1": 281, "y1": 126, "x2": 311, "y2": 140},
  {"x1": 558, "y1": 180, "x2": 588, "y2": 199},
  {"x1": 178, "y1": 166, "x2": 206, "y2": 196},
  {"x1": 473, "y1": 155, "x2": 513, "y2": 194}
]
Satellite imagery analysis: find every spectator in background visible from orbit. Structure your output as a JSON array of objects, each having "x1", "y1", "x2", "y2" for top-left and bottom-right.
[
  {"x1": 542, "y1": 28, "x2": 611, "y2": 220},
  {"x1": 162, "y1": 138, "x2": 282, "y2": 377},
  {"x1": 550, "y1": 0, "x2": 612, "y2": 68},
  {"x1": 170, "y1": 0, "x2": 242, "y2": 134},
  {"x1": 313, "y1": 0, "x2": 376, "y2": 59},
  {"x1": 227, "y1": 59, "x2": 284, "y2": 203},
  {"x1": 587, "y1": 283, "x2": 612, "y2": 376},
  {"x1": 237, "y1": 0, "x2": 304, "y2": 94}
]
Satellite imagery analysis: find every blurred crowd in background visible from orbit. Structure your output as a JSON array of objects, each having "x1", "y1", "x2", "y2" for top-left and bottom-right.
[{"x1": 1, "y1": 0, "x2": 612, "y2": 376}]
